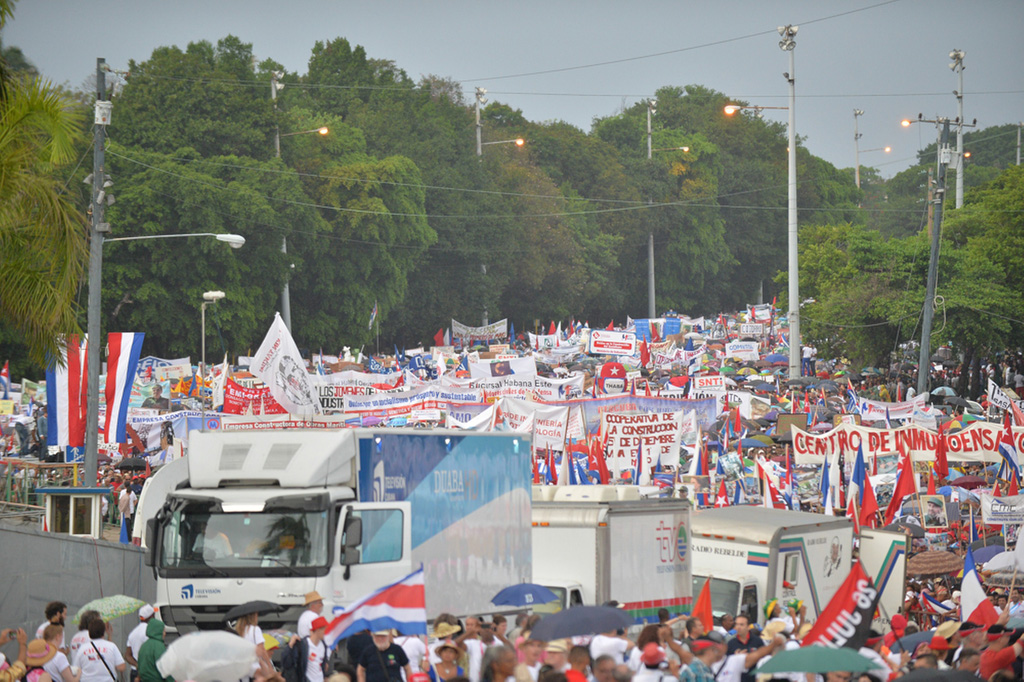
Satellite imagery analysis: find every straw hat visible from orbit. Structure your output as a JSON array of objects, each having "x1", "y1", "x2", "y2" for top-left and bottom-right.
[
  {"x1": 432, "y1": 622, "x2": 460, "y2": 639},
  {"x1": 26, "y1": 640, "x2": 58, "y2": 668}
]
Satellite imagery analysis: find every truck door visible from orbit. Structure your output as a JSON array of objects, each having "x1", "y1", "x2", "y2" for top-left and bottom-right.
[
  {"x1": 740, "y1": 583, "x2": 759, "y2": 624},
  {"x1": 334, "y1": 501, "x2": 412, "y2": 604}
]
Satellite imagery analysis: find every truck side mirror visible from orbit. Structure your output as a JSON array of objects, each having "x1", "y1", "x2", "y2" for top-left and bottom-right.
[
  {"x1": 343, "y1": 516, "x2": 362, "y2": 547},
  {"x1": 341, "y1": 547, "x2": 361, "y2": 566}
]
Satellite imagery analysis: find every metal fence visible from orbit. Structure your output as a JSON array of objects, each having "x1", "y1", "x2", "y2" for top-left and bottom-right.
[{"x1": 0, "y1": 520, "x2": 156, "y2": 657}]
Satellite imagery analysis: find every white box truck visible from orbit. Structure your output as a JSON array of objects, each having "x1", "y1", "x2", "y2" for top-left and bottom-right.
[
  {"x1": 857, "y1": 527, "x2": 908, "y2": 632},
  {"x1": 689, "y1": 507, "x2": 854, "y2": 626},
  {"x1": 142, "y1": 429, "x2": 532, "y2": 632},
  {"x1": 531, "y1": 485, "x2": 692, "y2": 625}
]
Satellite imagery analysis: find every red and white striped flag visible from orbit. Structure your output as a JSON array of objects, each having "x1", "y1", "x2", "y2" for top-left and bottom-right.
[
  {"x1": 104, "y1": 333, "x2": 145, "y2": 443},
  {"x1": 325, "y1": 567, "x2": 427, "y2": 646}
]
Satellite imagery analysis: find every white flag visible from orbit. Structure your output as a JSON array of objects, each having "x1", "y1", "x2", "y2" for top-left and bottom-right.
[{"x1": 251, "y1": 313, "x2": 321, "y2": 417}]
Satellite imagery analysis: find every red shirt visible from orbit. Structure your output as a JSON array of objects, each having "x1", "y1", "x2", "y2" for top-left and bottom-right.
[{"x1": 979, "y1": 644, "x2": 1018, "y2": 680}]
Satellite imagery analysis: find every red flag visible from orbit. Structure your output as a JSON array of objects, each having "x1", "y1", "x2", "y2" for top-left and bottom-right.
[
  {"x1": 1010, "y1": 476, "x2": 1020, "y2": 496},
  {"x1": 927, "y1": 469, "x2": 936, "y2": 495},
  {"x1": 533, "y1": 452, "x2": 540, "y2": 484},
  {"x1": 933, "y1": 424, "x2": 949, "y2": 480},
  {"x1": 733, "y1": 408, "x2": 742, "y2": 437},
  {"x1": 644, "y1": 380, "x2": 652, "y2": 398},
  {"x1": 714, "y1": 480, "x2": 729, "y2": 508},
  {"x1": 433, "y1": 328, "x2": 445, "y2": 347},
  {"x1": 692, "y1": 579, "x2": 714, "y2": 633},
  {"x1": 546, "y1": 446, "x2": 558, "y2": 485},
  {"x1": 548, "y1": 321, "x2": 556, "y2": 335},
  {"x1": 651, "y1": 324, "x2": 661, "y2": 343},
  {"x1": 801, "y1": 562, "x2": 881, "y2": 649},
  {"x1": 883, "y1": 450, "x2": 918, "y2": 525},
  {"x1": 606, "y1": 320, "x2": 614, "y2": 330},
  {"x1": 993, "y1": 481, "x2": 1003, "y2": 497},
  {"x1": 639, "y1": 339, "x2": 650, "y2": 368},
  {"x1": 846, "y1": 492, "x2": 860, "y2": 533},
  {"x1": 859, "y1": 475, "x2": 879, "y2": 528}
]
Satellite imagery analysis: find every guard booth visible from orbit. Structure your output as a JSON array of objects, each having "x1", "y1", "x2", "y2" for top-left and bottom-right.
[{"x1": 36, "y1": 487, "x2": 110, "y2": 539}]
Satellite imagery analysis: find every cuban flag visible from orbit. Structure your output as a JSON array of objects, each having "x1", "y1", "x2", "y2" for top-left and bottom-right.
[
  {"x1": 325, "y1": 568, "x2": 427, "y2": 646},
  {"x1": 997, "y1": 411, "x2": 1020, "y2": 484},
  {"x1": 920, "y1": 590, "x2": 954, "y2": 617},
  {"x1": 961, "y1": 545, "x2": 999, "y2": 626},
  {"x1": 46, "y1": 335, "x2": 88, "y2": 448},
  {"x1": 368, "y1": 300, "x2": 378, "y2": 330},
  {"x1": 733, "y1": 480, "x2": 747, "y2": 506},
  {"x1": 103, "y1": 333, "x2": 145, "y2": 443}
]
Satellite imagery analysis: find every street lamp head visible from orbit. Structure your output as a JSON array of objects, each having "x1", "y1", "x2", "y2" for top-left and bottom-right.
[
  {"x1": 901, "y1": 119, "x2": 912, "y2": 127},
  {"x1": 854, "y1": 109, "x2": 864, "y2": 117},
  {"x1": 203, "y1": 290, "x2": 225, "y2": 302},
  {"x1": 318, "y1": 127, "x2": 329, "y2": 135},
  {"x1": 884, "y1": 146, "x2": 892, "y2": 153},
  {"x1": 724, "y1": 105, "x2": 740, "y2": 116},
  {"x1": 514, "y1": 138, "x2": 525, "y2": 147},
  {"x1": 215, "y1": 233, "x2": 246, "y2": 249}
]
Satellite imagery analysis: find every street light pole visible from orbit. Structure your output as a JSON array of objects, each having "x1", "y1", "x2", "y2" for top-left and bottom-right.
[
  {"x1": 950, "y1": 50, "x2": 966, "y2": 209},
  {"x1": 646, "y1": 99, "x2": 656, "y2": 320},
  {"x1": 917, "y1": 118, "x2": 951, "y2": 396},
  {"x1": 780, "y1": 24, "x2": 800, "y2": 380},
  {"x1": 475, "y1": 87, "x2": 487, "y2": 157},
  {"x1": 200, "y1": 291, "x2": 225, "y2": 430},
  {"x1": 84, "y1": 58, "x2": 109, "y2": 487},
  {"x1": 853, "y1": 109, "x2": 864, "y2": 189},
  {"x1": 270, "y1": 71, "x2": 293, "y2": 332}
]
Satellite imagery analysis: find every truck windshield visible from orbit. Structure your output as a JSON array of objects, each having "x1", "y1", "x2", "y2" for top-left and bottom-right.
[
  {"x1": 159, "y1": 507, "x2": 329, "y2": 572},
  {"x1": 692, "y1": 576, "x2": 739, "y2": 617}
]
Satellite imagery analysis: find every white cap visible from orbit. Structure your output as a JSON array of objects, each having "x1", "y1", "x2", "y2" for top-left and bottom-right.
[{"x1": 139, "y1": 605, "x2": 155, "y2": 619}]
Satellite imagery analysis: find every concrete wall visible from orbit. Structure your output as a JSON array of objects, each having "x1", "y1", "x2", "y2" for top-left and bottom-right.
[{"x1": 0, "y1": 520, "x2": 156, "y2": 659}]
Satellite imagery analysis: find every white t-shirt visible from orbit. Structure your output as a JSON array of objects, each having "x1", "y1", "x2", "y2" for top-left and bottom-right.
[
  {"x1": 36, "y1": 624, "x2": 67, "y2": 651},
  {"x1": 297, "y1": 609, "x2": 318, "y2": 639},
  {"x1": 125, "y1": 621, "x2": 148, "y2": 664},
  {"x1": 69, "y1": 631, "x2": 91, "y2": 659},
  {"x1": 72, "y1": 638, "x2": 125, "y2": 682},
  {"x1": 44, "y1": 651, "x2": 71, "y2": 682},
  {"x1": 464, "y1": 639, "x2": 486, "y2": 682},
  {"x1": 626, "y1": 645, "x2": 666, "y2": 673},
  {"x1": 589, "y1": 634, "x2": 629, "y2": 663},
  {"x1": 304, "y1": 638, "x2": 328, "y2": 682},
  {"x1": 394, "y1": 636, "x2": 427, "y2": 679},
  {"x1": 709, "y1": 652, "x2": 748, "y2": 682},
  {"x1": 243, "y1": 625, "x2": 264, "y2": 680}
]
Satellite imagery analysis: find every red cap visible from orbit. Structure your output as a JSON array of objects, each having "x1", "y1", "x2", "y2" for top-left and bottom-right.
[
  {"x1": 311, "y1": 616, "x2": 328, "y2": 631},
  {"x1": 640, "y1": 643, "x2": 665, "y2": 666},
  {"x1": 891, "y1": 614, "x2": 907, "y2": 634},
  {"x1": 928, "y1": 635, "x2": 950, "y2": 651}
]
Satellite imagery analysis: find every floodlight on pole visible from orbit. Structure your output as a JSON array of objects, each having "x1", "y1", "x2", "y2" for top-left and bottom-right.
[
  {"x1": 950, "y1": 49, "x2": 966, "y2": 208},
  {"x1": 780, "y1": 23, "x2": 800, "y2": 381},
  {"x1": 200, "y1": 291, "x2": 226, "y2": 429}
]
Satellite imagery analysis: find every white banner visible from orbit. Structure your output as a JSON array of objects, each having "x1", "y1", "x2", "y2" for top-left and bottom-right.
[
  {"x1": 251, "y1": 313, "x2": 322, "y2": 417},
  {"x1": 980, "y1": 493, "x2": 1024, "y2": 525},
  {"x1": 451, "y1": 318, "x2": 508, "y2": 343},
  {"x1": 501, "y1": 398, "x2": 569, "y2": 453},
  {"x1": 601, "y1": 410, "x2": 684, "y2": 472},
  {"x1": 527, "y1": 332, "x2": 561, "y2": 350},
  {"x1": 855, "y1": 394, "x2": 928, "y2": 421},
  {"x1": 988, "y1": 379, "x2": 1024, "y2": 412},
  {"x1": 724, "y1": 341, "x2": 759, "y2": 362},
  {"x1": 534, "y1": 373, "x2": 585, "y2": 402},
  {"x1": 445, "y1": 404, "x2": 496, "y2": 431},
  {"x1": 588, "y1": 329, "x2": 637, "y2": 356},
  {"x1": 689, "y1": 389, "x2": 767, "y2": 419},
  {"x1": 468, "y1": 355, "x2": 537, "y2": 379},
  {"x1": 343, "y1": 385, "x2": 484, "y2": 415}
]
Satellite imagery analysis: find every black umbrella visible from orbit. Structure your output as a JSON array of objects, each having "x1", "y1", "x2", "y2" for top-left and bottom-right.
[
  {"x1": 115, "y1": 457, "x2": 148, "y2": 471},
  {"x1": 529, "y1": 606, "x2": 633, "y2": 641},
  {"x1": 944, "y1": 396, "x2": 970, "y2": 408},
  {"x1": 884, "y1": 521, "x2": 925, "y2": 538},
  {"x1": 223, "y1": 600, "x2": 284, "y2": 622}
]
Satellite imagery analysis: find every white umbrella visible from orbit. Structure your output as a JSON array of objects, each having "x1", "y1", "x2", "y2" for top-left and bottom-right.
[{"x1": 157, "y1": 631, "x2": 256, "y2": 682}]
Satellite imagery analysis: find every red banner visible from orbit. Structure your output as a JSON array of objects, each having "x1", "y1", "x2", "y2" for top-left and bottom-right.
[{"x1": 222, "y1": 378, "x2": 286, "y2": 415}]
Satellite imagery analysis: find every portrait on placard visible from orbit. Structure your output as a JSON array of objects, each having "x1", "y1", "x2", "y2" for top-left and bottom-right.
[{"x1": 921, "y1": 495, "x2": 948, "y2": 528}]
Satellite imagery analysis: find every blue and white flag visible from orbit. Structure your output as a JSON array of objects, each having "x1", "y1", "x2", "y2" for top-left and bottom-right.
[{"x1": 103, "y1": 332, "x2": 145, "y2": 443}]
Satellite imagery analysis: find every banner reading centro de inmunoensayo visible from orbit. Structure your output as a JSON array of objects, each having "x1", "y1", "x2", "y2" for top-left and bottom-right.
[
  {"x1": 791, "y1": 421, "x2": 1024, "y2": 465},
  {"x1": 451, "y1": 318, "x2": 507, "y2": 343}
]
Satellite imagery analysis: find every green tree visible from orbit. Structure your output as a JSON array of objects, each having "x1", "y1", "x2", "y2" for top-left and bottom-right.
[{"x1": 0, "y1": 0, "x2": 87, "y2": 366}]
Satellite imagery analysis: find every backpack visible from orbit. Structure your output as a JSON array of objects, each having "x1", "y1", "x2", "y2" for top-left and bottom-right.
[{"x1": 282, "y1": 638, "x2": 308, "y2": 682}]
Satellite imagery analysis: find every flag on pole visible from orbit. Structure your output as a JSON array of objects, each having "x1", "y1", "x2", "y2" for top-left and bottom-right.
[
  {"x1": 325, "y1": 568, "x2": 427, "y2": 646},
  {"x1": 368, "y1": 300, "x2": 378, "y2": 330},
  {"x1": 103, "y1": 332, "x2": 145, "y2": 443},
  {"x1": 46, "y1": 335, "x2": 88, "y2": 448},
  {"x1": 733, "y1": 479, "x2": 747, "y2": 506},
  {"x1": 883, "y1": 448, "x2": 918, "y2": 525},
  {"x1": 819, "y1": 454, "x2": 831, "y2": 512},
  {"x1": 960, "y1": 545, "x2": 1000, "y2": 627},
  {"x1": 714, "y1": 480, "x2": 729, "y2": 508},
  {"x1": 997, "y1": 411, "x2": 1020, "y2": 484},
  {"x1": 692, "y1": 579, "x2": 714, "y2": 633},
  {"x1": 933, "y1": 422, "x2": 949, "y2": 480},
  {"x1": 251, "y1": 313, "x2": 321, "y2": 417}
]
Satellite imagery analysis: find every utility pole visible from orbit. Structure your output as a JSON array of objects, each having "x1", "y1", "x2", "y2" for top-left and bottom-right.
[
  {"x1": 475, "y1": 87, "x2": 487, "y2": 157},
  {"x1": 854, "y1": 109, "x2": 864, "y2": 189},
  {"x1": 271, "y1": 71, "x2": 291, "y2": 331},
  {"x1": 917, "y1": 119, "x2": 951, "y2": 396},
  {"x1": 85, "y1": 58, "x2": 109, "y2": 487},
  {"x1": 950, "y1": 50, "x2": 966, "y2": 209},
  {"x1": 646, "y1": 98, "x2": 656, "y2": 320},
  {"x1": 1017, "y1": 122, "x2": 1021, "y2": 166},
  {"x1": 779, "y1": 24, "x2": 800, "y2": 381}
]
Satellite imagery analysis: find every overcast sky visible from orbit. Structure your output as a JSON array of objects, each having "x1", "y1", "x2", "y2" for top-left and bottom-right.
[{"x1": 5, "y1": 0, "x2": 1023, "y2": 176}]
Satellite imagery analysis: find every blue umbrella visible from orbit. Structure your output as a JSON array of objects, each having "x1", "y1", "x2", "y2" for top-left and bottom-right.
[
  {"x1": 973, "y1": 544, "x2": 1005, "y2": 564},
  {"x1": 491, "y1": 583, "x2": 559, "y2": 607},
  {"x1": 529, "y1": 606, "x2": 634, "y2": 641},
  {"x1": 763, "y1": 353, "x2": 788, "y2": 363}
]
